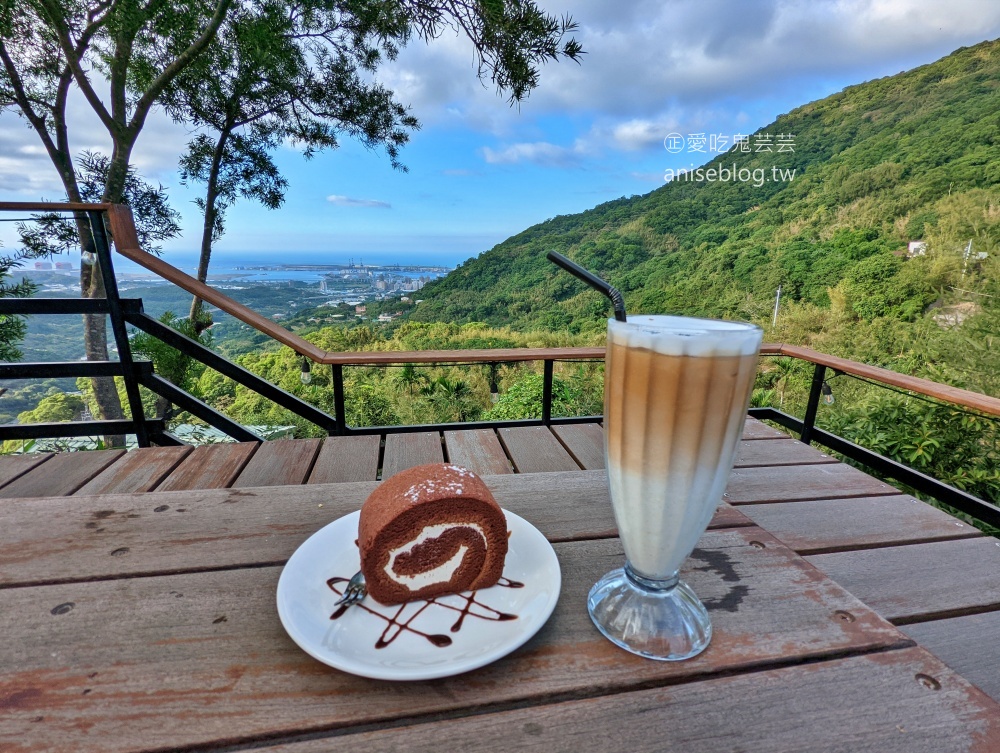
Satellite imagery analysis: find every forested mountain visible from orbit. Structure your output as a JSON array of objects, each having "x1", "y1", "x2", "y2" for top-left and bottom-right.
[{"x1": 409, "y1": 39, "x2": 1000, "y2": 335}]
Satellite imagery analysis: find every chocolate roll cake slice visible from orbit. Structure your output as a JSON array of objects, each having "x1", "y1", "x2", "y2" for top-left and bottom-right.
[{"x1": 359, "y1": 463, "x2": 509, "y2": 605}]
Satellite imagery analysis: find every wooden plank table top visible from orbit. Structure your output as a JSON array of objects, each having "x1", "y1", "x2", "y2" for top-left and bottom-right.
[{"x1": 2, "y1": 423, "x2": 999, "y2": 752}]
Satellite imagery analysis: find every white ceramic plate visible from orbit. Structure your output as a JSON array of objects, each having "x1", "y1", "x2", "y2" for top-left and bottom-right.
[{"x1": 276, "y1": 509, "x2": 561, "y2": 680}]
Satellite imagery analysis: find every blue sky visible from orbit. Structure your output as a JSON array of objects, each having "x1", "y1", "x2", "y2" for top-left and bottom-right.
[{"x1": 4, "y1": 0, "x2": 1000, "y2": 266}]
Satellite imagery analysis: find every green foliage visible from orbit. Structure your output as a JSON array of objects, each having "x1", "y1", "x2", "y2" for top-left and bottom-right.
[
  {"x1": 130, "y1": 312, "x2": 209, "y2": 392},
  {"x1": 345, "y1": 384, "x2": 399, "y2": 428},
  {"x1": 484, "y1": 372, "x2": 589, "y2": 421},
  {"x1": 0, "y1": 381, "x2": 71, "y2": 424},
  {"x1": 178, "y1": 321, "x2": 600, "y2": 436},
  {"x1": 16, "y1": 151, "x2": 181, "y2": 260},
  {"x1": 822, "y1": 394, "x2": 1000, "y2": 504},
  {"x1": 16, "y1": 392, "x2": 84, "y2": 424},
  {"x1": 2, "y1": 0, "x2": 581, "y2": 424},
  {"x1": 0, "y1": 243, "x2": 41, "y2": 361},
  {"x1": 841, "y1": 254, "x2": 907, "y2": 320},
  {"x1": 122, "y1": 312, "x2": 211, "y2": 423},
  {"x1": 393, "y1": 40, "x2": 1000, "y2": 511},
  {"x1": 158, "y1": 0, "x2": 581, "y2": 323}
]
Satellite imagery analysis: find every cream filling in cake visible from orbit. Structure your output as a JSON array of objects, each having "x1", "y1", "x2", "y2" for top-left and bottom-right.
[{"x1": 383, "y1": 523, "x2": 487, "y2": 591}]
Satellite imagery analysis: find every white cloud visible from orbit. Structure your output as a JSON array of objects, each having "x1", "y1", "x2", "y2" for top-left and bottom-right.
[
  {"x1": 375, "y1": 0, "x2": 1000, "y2": 147},
  {"x1": 0, "y1": 85, "x2": 192, "y2": 200},
  {"x1": 327, "y1": 194, "x2": 392, "y2": 208},
  {"x1": 5, "y1": 0, "x2": 1000, "y2": 215},
  {"x1": 611, "y1": 119, "x2": 678, "y2": 151},
  {"x1": 481, "y1": 141, "x2": 586, "y2": 167}
]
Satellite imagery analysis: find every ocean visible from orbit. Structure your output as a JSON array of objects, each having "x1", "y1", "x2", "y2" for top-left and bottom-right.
[{"x1": 88, "y1": 252, "x2": 454, "y2": 284}]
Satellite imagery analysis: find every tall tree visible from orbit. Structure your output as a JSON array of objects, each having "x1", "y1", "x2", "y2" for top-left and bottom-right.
[
  {"x1": 165, "y1": 0, "x2": 416, "y2": 327},
  {"x1": 0, "y1": 0, "x2": 232, "y2": 429},
  {"x1": 160, "y1": 0, "x2": 582, "y2": 328},
  {"x1": 1, "y1": 0, "x2": 580, "y2": 429}
]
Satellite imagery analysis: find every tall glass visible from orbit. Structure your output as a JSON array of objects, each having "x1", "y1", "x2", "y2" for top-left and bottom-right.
[{"x1": 588, "y1": 315, "x2": 762, "y2": 660}]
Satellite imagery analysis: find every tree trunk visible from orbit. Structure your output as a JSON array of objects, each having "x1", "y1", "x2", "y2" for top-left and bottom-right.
[
  {"x1": 0, "y1": 45, "x2": 128, "y2": 445},
  {"x1": 189, "y1": 129, "x2": 229, "y2": 330}
]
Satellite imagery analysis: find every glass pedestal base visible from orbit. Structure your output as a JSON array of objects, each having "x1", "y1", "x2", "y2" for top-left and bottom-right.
[{"x1": 587, "y1": 563, "x2": 712, "y2": 661}]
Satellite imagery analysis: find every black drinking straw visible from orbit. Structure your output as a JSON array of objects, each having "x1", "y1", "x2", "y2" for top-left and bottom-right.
[{"x1": 546, "y1": 251, "x2": 627, "y2": 322}]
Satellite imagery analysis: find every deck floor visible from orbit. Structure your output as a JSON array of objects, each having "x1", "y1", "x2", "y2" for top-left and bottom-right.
[{"x1": 1, "y1": 417, "x2": 997, "y2": 704}]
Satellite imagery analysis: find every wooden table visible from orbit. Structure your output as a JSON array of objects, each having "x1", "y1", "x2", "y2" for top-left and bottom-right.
[{"x1": 2, "y1": 423, "x2": 1000, "y2": 752}]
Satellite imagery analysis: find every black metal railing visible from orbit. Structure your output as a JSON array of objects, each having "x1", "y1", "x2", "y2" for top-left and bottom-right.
[
  {"x1": 0, "y1": 207, "x2": 156, "y2": 445},
  {"x1": 750, "y1": 361, "x2": 1000, "y2": 530},
  {"x1": 1, "y1": 202, "x2": 998, "y2": 530},
  {"x1": 0, "y1": 205, "x2": 603, "y2": 446}
]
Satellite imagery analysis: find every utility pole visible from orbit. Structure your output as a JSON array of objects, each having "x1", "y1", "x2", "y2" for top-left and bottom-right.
[{"x1": 772, "y1": 285, "x2": 782, "y2": 328}]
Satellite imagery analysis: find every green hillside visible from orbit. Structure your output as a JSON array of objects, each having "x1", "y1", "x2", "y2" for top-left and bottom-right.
[{"x1": 409, "y1": 39, "x2": 1000, "y2": 334}]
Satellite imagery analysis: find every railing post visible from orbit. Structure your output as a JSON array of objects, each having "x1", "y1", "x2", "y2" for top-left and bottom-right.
[
  {"x1": 88, "y1": 210, "x2": 150, "y2": 447},
  {"x1": 800, "y1": 363, "x2": 826, "y2": 445},
  {"x1": 331, "y1": 364, "x2": 347, "y2": 436},
  {"x1": 542, "y1": 359, "x2": 554, "y2": 425}
]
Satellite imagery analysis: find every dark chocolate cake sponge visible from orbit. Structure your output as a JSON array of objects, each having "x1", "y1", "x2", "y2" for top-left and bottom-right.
[{"x1": 358, "y1": 463, "x2": 508, "y2": 605}]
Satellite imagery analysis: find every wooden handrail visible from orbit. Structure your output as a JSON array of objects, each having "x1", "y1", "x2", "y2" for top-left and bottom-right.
[
  {"x1": 105, "y1": 206, "x2": 604, "y2": 365},
  {"x1": 10, "y1": 203, "x2": 1000, "y2": 417},
  {"x1": 104, "y1": 205, "x2": 325, "y2": 360},
  {"x1": 761, "y1": 343, "x2": 1000, "y2": 418},
  {"x1": 323, "y1": 347, "x2": 606, "y2": 365},
  {"x1": 0, "y1": 201, "x2": 112, "y2": 212}
]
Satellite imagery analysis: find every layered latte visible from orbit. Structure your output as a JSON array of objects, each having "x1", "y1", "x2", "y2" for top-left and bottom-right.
[{"x1": 604, "y1": 316, "x2": 762, "y2": 580}]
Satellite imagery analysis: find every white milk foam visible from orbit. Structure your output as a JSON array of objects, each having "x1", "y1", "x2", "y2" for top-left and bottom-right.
[
  {"x1": 384, "y1": 523, "x2": 486, "y2": 591},
  {"x1": 605, "y1": 316, "x2": 761, "y2": 578},
  {"x1": 607, "y1": 315, "x2": 761, "y2": 358}
]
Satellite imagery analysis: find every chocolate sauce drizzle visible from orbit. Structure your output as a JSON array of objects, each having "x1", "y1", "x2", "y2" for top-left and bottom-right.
[{"x1": 327, "y1": 576, "x2": 525, "y2": 649}]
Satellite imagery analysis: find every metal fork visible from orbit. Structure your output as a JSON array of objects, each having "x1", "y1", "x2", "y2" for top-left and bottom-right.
[{"x1": 335, "y1": 570, "x2": 367, "y2": 607}]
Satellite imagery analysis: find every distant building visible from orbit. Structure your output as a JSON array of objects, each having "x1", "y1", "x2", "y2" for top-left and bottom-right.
[
  {"x1": 355, "y1": 304, "x2": 366, "y2": 314},
  {"x1": 907, "y1": 241, "x2": 927, "y2": 257},
  {"x1": 33, "y1": 261, "x2": 52, "y2": 270},
  {"x1": 54, "y1": 261, "x2": 73, "y2": 270},
  {"x1": 378, "y1": 312, "x2": 395, "y2": 322},
  {"x1": 400, "y1": 296, "x2": 411, "y2": 303}
]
